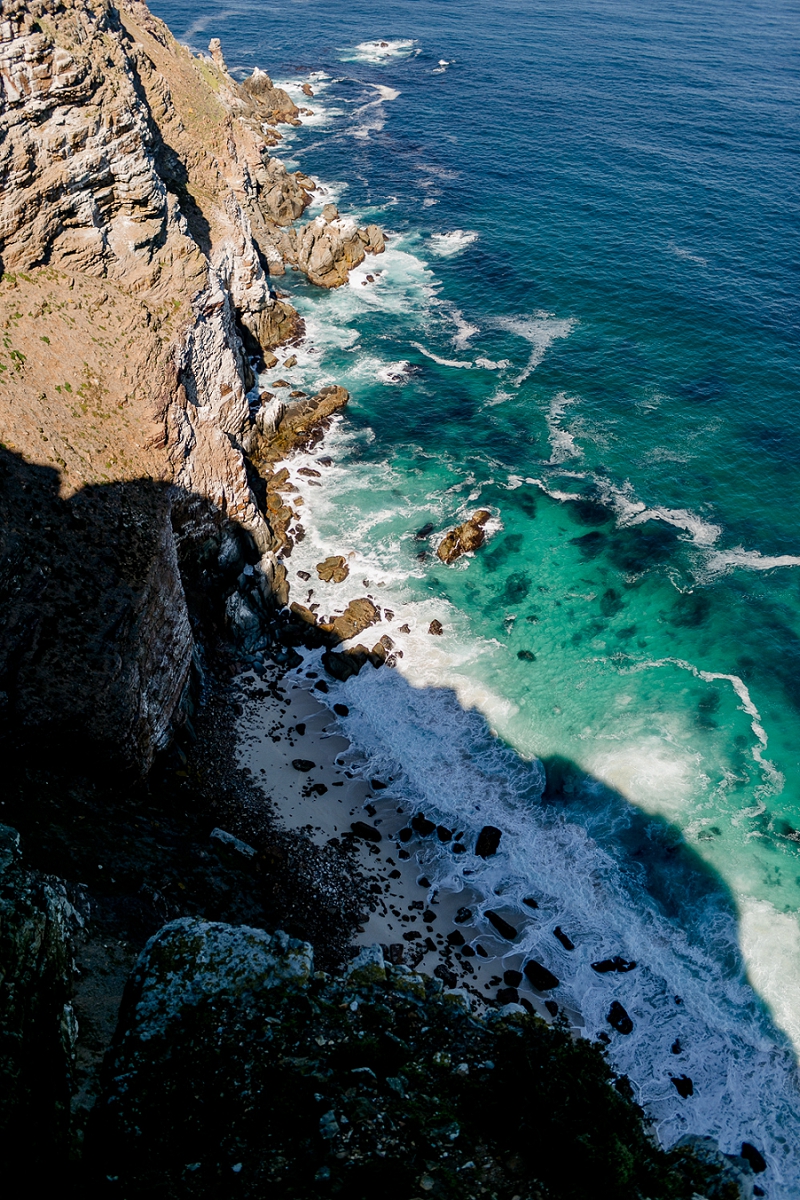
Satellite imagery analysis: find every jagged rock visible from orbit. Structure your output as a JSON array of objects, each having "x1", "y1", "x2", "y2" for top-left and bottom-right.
[
  {"x1": 252, "y1": 386, "x2": 350, "y2": 467},
  {"x1": 210, "y1": 828, "x2": 257, "y2": 860},
  {"x1": 674, "y1": 1136, "x2": 755, "y2": 1200},
  {"x1": 225, "y1": 592, "x2": 263, "y2": 652},
  {"x1": 436, "y1": 510, "x2": 492, "y2": 564},
  {"x1": 428, "y1": 619, "x2": 444, "y2": 635},
  {"x1": 475, "y1": 825, "x2": 502, "y2": 857},
  {"x1": 282, "y1": 210, "x2": 386, "y2": 288},
  {"x1": 88, "y1": 916, "x2": 733, "y2": 1198},
  {"x1": 320, "y1": 597, "x2": 380, "y2": 644},
  {"x1": 289, "y1": 602, "x2": 317, "y2": 625},
  {"x1": 346, "y1": 944, "x2": 385, "y2": 985},
  {"x1": 0, "y1": 456, "x2": 193, "y2": 770},
  {"x1": 316, "y1": 555, "x2": 349, "y2": 583}
]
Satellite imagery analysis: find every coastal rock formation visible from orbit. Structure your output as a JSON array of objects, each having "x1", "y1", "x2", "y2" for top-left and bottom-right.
[
  {"x1": 0, "y1": 0, "x2": 381, "y2": 766},
  {"x1": 281, "y1": 204, "x2": 386, "y2": 288},
  {"x1": 436, "y1": 509, "x2": 492, "y2": 563},
  {"x1": 320, "y1": 597, "x2": 380, "y2": 643}
]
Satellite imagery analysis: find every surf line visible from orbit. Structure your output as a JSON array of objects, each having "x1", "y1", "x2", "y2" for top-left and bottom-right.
[{"x1": 621, "y1": 656, "x2": 784, "y2": 811}]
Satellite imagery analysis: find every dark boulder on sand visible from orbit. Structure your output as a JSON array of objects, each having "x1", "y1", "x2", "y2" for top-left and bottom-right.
[
  {"x1": 475, "y1": 825, "x2": 502, "y2": 858},
  {"x1": 523, "y1": 959, "x2": 560, "y2": 991},
  {"x1": 486, "y1": 911, "x2": 518, "y2": 941},
  {"x1": 350, "y1": 821, "x2": 381, "y2": 842}
]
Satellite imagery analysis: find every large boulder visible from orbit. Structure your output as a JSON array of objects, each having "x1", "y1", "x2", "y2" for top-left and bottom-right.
[
  {"x1": 319, "y1": 598, "x2": 380, "y2": 644},
  {"x1": 436, "y1": 510, "x2": 492, "y2": 564}
]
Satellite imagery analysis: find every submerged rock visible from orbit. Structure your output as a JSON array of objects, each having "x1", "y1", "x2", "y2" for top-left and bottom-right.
[
  {"x1": 436, "y1": 510, "x2": 492, "y2": 564},
  {"x1": 554, "y1": 926, "x2": 575, "y2": 951},
  {"x1": 591, "y1": 955, "x2": 637, "y2": 974},
  {"x1": 671, "y1": 1073, "x2": 694, "y2": 1098},
  {"x1": 486, "y1": 910, "x2": 518, "y2": 941}
]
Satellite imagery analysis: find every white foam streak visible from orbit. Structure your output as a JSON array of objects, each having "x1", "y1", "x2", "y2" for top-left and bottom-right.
[
  {"x1": 344, "y1": 38, "x2": 418, "y2": 64},
  {"x1": 703, "y1": 546, "x2": 800, "y2": 579},
  {"x1": 428, "y1": 230, "x2": 479, "y2": 257},
  {"x1": 410, "y1": 342, "x2": 473, "y2": 369},
  {"x1": 547, "y1": 392, "x2": 582, "y2": 464},
  {"x1": 495, "y1": 312, "x2": 576, "y2": 384},
  {"x1": 624, "y1": 657, "x2": 784, "y2": 799}
]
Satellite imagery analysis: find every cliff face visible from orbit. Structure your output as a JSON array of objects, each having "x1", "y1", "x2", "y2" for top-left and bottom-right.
[{"x1": 0, "y1": 0, "x2": 383, "y2": 768}]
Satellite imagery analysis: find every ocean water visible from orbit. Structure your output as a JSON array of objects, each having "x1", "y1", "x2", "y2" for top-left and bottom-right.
[{"x1": 153, "y1": 0, "x2": 800, "y2": 1188}]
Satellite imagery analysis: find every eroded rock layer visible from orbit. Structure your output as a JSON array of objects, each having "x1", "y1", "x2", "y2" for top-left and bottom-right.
[{"x1": 0, "y1": 0, "x2": 383, "y2": 767}]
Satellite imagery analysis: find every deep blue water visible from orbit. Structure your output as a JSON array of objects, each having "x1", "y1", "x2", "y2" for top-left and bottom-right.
[{"x1": 152, "y1": 0, "x2": 800, "y2": 1188}]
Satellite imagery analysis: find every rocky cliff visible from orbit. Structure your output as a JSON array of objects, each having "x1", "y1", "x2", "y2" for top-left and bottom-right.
[{"x1": 0, "y1": 0, "x2": 384, "y2": 768}]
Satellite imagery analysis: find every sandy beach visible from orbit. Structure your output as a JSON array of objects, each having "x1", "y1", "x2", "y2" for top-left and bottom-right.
[{"x1": 235, "y1": 659, "x2": 583, "y2": 1027}]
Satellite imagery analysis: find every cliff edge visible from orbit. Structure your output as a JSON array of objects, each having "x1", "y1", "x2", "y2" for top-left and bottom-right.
[{"x1": 0, "y1": 0, "x2": 383, "y2": 768}]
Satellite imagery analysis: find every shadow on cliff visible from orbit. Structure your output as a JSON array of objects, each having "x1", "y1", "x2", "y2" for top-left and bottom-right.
[
  {"x1": 0, "y1": 446, "x2": 196, "y2": 774},
  {"x1": 0, "y1": 444, "x2": 364, "y2": 943}
]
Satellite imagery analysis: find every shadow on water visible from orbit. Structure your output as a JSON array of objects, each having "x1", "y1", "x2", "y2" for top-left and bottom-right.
[
  {"x1": 0, "y1": 447, "x2": 792, "y2": 1180},
  {"x1": 336, "y1": 662, "x2": 797, "y2": 1183}
]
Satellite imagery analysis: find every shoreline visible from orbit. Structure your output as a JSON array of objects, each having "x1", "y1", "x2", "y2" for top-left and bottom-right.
[{"x1": 234, "y1": 655, "x2": 583, "y2": 1028}]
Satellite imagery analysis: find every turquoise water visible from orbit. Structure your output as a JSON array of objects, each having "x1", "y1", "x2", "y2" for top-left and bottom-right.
[{"x1": 155, "y1": 0, "x2": 800, "y2": 1186}]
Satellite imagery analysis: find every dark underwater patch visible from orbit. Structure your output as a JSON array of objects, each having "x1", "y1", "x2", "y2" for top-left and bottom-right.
[
  {"x1": 570, "y1": 530, "x2": 605, "y2": 560},
  {"x1": 677, "y1": 375, "x2": 727, "y2": 405},
  {"x1": 512, "y1": 489, "x2": 538, "y2": 518},
  {"x1": 599, "y1": 588, "x2": 623, "y2": 618},
  {"x1": 568, "y1": 498, "x2": 612, "y2": 527},
  {"x1": 608, "y1": 523, "x2": 679, "y2": 573},
  {"x1": 670, "y1": 590, "x2": 711, "y2": 628},
  {"x1": 482, "y1": 533, "x2": 524, "y2": 573},
  {"x1": 502, "y1": 571, "x2": 532, "y2": 604}
]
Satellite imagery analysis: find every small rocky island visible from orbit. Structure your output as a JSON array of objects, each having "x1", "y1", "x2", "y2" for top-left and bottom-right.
[{"x1": 0, "y1": 1, "x2": 754, "y2": 1195}]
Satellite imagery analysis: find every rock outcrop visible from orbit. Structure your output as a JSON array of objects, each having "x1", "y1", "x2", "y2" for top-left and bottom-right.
[
  {"x1": 280, "y1": 204, "x2": 386, "y2": 288},
  {"x1": 437, "y1": 510, "x2": 492, "y2": 563}
]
